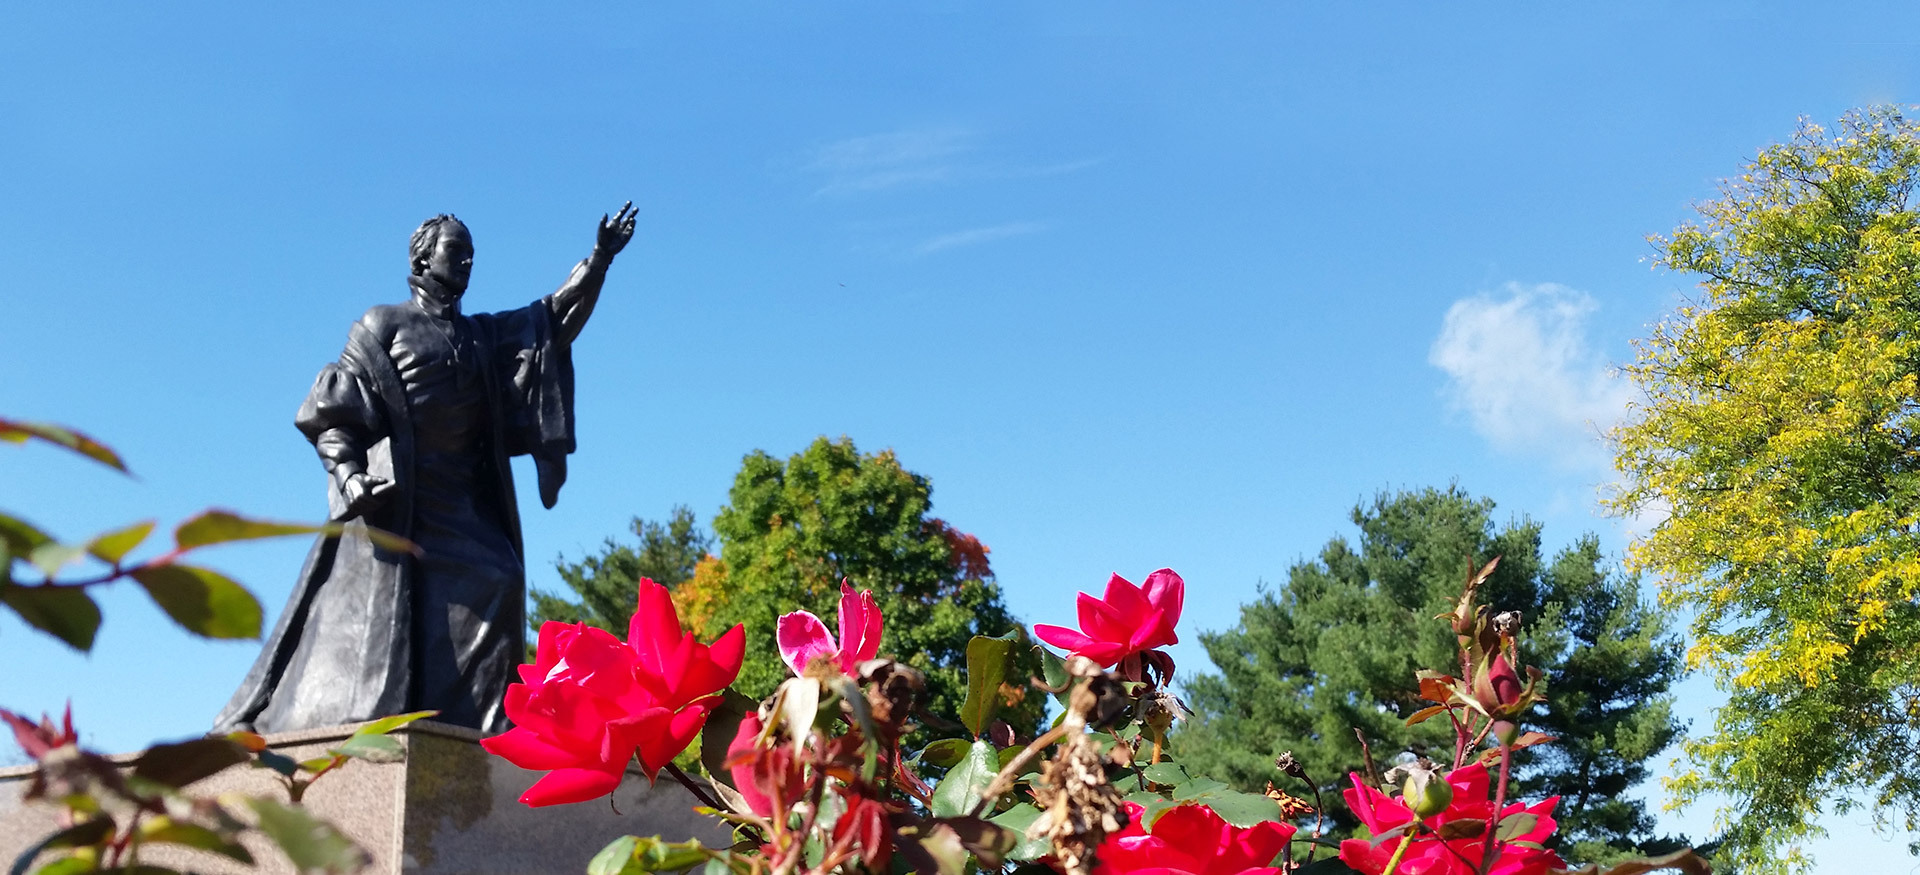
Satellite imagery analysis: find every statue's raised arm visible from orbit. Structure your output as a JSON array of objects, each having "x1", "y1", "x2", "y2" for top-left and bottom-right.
[{"x1": 550, "y1": 201, "x2": 637, "y2": 343}]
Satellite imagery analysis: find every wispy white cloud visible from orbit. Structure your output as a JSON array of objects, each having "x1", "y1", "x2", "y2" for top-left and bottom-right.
[
  {"x1": 807, "y1": 127, "x2": 974, "y2": 195},
  {"x1": 911, "y1": 221, "x2": 1047, "y2": 256},
  {"x1": 1429, "y1": 283, "x2": 1634, "y2": 469},
  {"x1": 803, "y1": 127, "x2": 1100, "y2": 196}
]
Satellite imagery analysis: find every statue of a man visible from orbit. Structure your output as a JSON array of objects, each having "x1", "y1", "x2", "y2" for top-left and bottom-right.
[{"x1": 214, "y1": 204, "x2": 638, "y2": 734}]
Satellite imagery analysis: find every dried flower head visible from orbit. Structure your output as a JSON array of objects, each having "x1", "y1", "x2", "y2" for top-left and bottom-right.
[
  {"x1": 1026, "y1": 731, "x2": 1129, "y2": 875},
  {"x1": 1492, "y1": 610, "x2": 1523, "y2": 638},
  {"x1": 1273, "y1": 750, "x2": 1306, "y2": 780}
]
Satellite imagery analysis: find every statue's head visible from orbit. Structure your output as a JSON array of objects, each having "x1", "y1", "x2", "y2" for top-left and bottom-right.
[{"x1": 409, "y1": 214, "x2": 473, "y2": 295}]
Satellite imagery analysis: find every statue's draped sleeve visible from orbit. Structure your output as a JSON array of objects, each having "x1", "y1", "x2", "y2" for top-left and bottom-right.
[
  {"x1": 295, "y1": 356, "x2": 386, "y2": 518},
  {"x1": 479, "y1": 264, "x2": 596, "y2": 511}
]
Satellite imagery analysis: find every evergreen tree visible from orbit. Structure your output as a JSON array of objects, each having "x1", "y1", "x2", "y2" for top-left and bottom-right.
[
  {"x1": 529, "y1": 505, "x2": 712, "y2": 634},
  {"x1": 673, "y1": 436, "x2": 1045, "y2": 735},
  {"x1": 1173, "y1": 486, "x2": 1685, "y2": 865}
]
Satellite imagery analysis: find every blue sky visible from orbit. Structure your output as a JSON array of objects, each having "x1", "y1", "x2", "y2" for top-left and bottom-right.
[{"x1": 4, "y1": 3, "x2": 1917, "y2": 869}]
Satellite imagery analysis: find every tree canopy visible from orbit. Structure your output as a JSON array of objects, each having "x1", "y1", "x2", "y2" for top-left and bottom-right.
[
  {"x1": 1609, "y1": 107, "x2": 1920, "y2": 872},
  {"x1": 669, "y1": 436, "x2": 1044, "y2": 735},
  {"x1": 529, "y1": 505, "x2": 713, "y2": 635},
  {"x1": 1174, "y1": 486, "x2": 1685, "y2": 865}
]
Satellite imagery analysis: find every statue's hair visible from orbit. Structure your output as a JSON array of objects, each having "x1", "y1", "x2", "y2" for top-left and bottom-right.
[{"x1": 408, "y1": 214, "x2": 468, "y2": 274}]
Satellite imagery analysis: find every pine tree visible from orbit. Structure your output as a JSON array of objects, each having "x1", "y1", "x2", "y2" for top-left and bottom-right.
[{"x1": 1173, "y1": 486, "x2": 1685, "y2": 865}]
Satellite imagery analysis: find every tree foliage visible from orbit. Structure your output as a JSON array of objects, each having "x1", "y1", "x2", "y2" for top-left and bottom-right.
[
  {"x1": 1609, "y1": 107, "x2": 1920, "y2": 871},
  {"x1": 671, "y1": 436, "x2": 1044, "y2": 735},
  {"x1": 1174, "y1": 486, "x2": 1685, "y2": 865},
  {"x1": 529, "y1": 505, "x2": 712, "y2": 635}
]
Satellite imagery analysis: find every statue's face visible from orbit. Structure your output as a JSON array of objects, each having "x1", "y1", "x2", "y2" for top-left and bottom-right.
[{"x1": 422, "y1": 225, "x2": 474, "y2": 294}]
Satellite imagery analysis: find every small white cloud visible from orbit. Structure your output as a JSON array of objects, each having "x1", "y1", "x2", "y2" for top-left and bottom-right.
[
  {"x1": 808, "y1": 127, "x2": 973, "y2": 195},
  {"x1": 801, "y1": 128, "x2": 1100, "y2": 196},
  {"x1": 911, "y1": 221, "x2": 1047, "y2": 256},
  {"x1": 1429, "y1": 283, "x2": 1633, "y2": 468}
]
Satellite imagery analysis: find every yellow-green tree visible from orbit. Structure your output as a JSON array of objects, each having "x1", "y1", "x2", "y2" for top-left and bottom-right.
[{"x1": 1610, "y1": 107, "x2": 1920, "y2": 872}]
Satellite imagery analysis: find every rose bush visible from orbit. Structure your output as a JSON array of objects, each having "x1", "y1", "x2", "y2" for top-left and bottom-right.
[{"x1": 480, "y1": 561, "x2": 1710, "y2": 875}]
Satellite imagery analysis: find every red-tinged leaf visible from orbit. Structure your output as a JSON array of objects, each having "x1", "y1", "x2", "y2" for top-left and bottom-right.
[
  {"x1": 1405, "y1": 704, "x2": 1449, "y2": 727},
  {"x1": 1593, "y1": 848, "x2": 1714, "y2": 875},
  {"x1": 0, "y1": 583, "x2": 101, "y2": 651},
  {"x1": 226, "y1": 731, "x2": 268, "y2": 753},
  {"x1": 130, "y1": 564, "x2": 262, "y2": 640},
  {"x1": 1416, "y1": 671, "x2": 1457, "y2": 703},
  {"x1": 0, "y1": 418, "x2": 128, "y2": 473},
  {"x1": 132, "y1": 738, "x2": 250, "y2": 788},
  {"x1": 1510, "y1": 731, "x2": 1556, "y2": 750},
  {"x1": 85, "y1": 520, "x2": 155, "y2": 565}
]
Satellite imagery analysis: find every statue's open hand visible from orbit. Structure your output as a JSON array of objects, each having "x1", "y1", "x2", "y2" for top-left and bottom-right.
[
  {"x1": 595, "y1": 201, "x2": 637, "y2": 259},
  {"x1": 342, "y1": 472, "x2": 396, "y2": 519}
]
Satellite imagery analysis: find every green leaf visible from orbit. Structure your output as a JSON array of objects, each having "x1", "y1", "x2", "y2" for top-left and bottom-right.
[
  {"x1": 930, "y1": 738, "x2": 998, "y2": 818},
  {"x1": 1169, "y1": 780, "x2": 1283, "y2": 827},
  {"x1": 173, "y1": 509, "x2": 416, "y2": 555},
  {"x1": 1140, "y1": 762, "x2": 1190, "y2": 786},
  {"x1": 140, "y1": 819, "x2": 254, "y2": 864},
  {"x1": 960, "y1": 633, "x2": 1016, "y2": 738},
  {"x1": 352, "y1": 710, "x2": 437, "y2": 737},
  {"x1": 0, "y1": 513, "x2": 53, "y2": 556},
  {"x1": 174, "y1": 510, "x2": 328, "y2": 550},
  {"x1": 1037, "y1": 644, "x2": 1071, "y2": 703},
  {"x1": 0, "y1": 583, "x2": 101, "y2": 651},
  {"x1": 588, "y1": 835, "x2": 715, "y2": 874},
  {"x1": 245, "y1": 798, "x2": 370, "y2": 874},
  {"x1": 9, "y1": 817, "x2": 112, "y2": 875},
  {"x1": 1494, "y1": 812, "x2": 1538, "y2": 841},
  {"x1": 588, "y1": 836, "x2": 639, "y2": 875},
  {"x1": 920, "y1": 737, "x2": 971, "y2": 769},
  {"x1": 986, "y1": 802, "x2": 1052, "y2": 861},
  {"x1": 85, "y1": 520, "x2": 155, "y2": 565},
  {"x1": 256, "y1": 749, "x2": 301, "y2": 777},
  {"x1": 129, "y1": 563, "x2": 262, "y2": 639},
  {"x1": 26, "y1": 542, "x2": 86, "y2": 578},
  {"x1": 0, "y1": 418, "x2": 127, "y2": 473},
  {"x1": 132, "y1": 738, "x2": 250, "y2": 788},
  {"x1": 629, "y1": 836, "x2": 713, "y2": 871},
  {"x1": 329, "y1": 733, "x2": 404, "y2": 764},
  {"x1": 699, "y1": 688, "x2": 757, "y2": 785}
]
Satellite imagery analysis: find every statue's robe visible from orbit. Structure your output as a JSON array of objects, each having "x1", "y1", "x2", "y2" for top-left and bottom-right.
[{"x1": 215, "y1": 267, "x2": 595, "y2": 735}]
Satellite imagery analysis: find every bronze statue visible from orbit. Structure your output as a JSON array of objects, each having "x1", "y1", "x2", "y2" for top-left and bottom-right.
[{"x1": 215, "y1": 204, "x2": 638, "y2": 734}]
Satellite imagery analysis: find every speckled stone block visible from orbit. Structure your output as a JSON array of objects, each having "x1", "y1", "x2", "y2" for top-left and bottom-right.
[{"x1": 0, "y1": 720, "x2": 730, "y2": 874}]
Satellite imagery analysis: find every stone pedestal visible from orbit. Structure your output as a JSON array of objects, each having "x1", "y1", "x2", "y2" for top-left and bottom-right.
[{"x1": 0, "y1": 721, "x2": 729, "y2": 874}]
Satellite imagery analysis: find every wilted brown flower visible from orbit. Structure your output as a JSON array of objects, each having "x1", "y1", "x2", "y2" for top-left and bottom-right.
[{"x1": 1026, "y1": 731, "x2": 1128, "y2": 875}]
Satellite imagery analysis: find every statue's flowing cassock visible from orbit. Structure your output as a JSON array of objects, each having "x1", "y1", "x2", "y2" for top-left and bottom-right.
[{"x1": 215, "y1": 264, "x2": 598, "y2": 735}]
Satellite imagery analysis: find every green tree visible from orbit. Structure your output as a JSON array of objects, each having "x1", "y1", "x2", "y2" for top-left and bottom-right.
[
  {"x1": 1609, "y1": 107, "x2": 1920, "y2": 872},
  {"x1": 529, "y1": 505, "x2": 712, "y2": 635},
  {"x1": 1174, "y1": 486, "x2": 1685, "y2": 865},
  {"x1": 674, "y1": 436, "x2": 1045, "y2": 735}
]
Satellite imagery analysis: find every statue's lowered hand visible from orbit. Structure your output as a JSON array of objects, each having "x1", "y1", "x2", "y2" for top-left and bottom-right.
[{"x1": 341, "y1": 472, "x2": 396, "y2": 519}]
